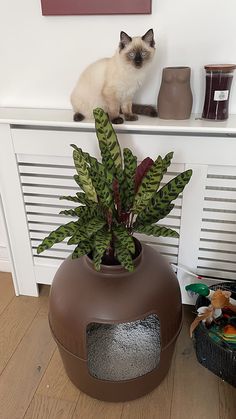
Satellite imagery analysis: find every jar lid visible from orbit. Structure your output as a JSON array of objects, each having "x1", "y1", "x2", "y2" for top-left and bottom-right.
[{"x1": 205, "y1": 64, "x2": 236, "y2": 72}]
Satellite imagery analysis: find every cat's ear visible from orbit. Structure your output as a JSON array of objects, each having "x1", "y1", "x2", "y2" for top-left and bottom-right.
[
  {"x1": 142, "y1": 29, "x2": 155, "y2": 47},
  {"x1": 119, "y1": 31, "x2": 132, "y2": 50}
]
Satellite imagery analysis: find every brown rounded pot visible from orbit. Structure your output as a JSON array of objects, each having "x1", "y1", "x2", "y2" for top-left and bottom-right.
[
  {"x1": 49, "y1": 242, "x2": 182, "y2": 402},
  {"x1": 157, "y1": 66, "x2": 193, "y2": 120}
]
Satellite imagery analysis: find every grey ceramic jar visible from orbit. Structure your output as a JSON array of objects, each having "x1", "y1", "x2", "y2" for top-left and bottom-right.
[{"x1": 157, "y1": 66, "x2": 193, "y2": 120}]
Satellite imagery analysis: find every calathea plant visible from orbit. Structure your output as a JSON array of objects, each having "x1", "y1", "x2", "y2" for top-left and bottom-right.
[{"x1": 37, "y1": 108, "x2": 192, "y2": 271}]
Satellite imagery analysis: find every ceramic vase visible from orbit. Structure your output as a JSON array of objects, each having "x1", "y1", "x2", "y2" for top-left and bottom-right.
[{"x1": 157, "y1": 66, "x2": 193, "y2": 120}]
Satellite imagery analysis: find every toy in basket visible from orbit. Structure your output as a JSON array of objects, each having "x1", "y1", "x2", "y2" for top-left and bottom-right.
[{"x1": 186, "y1": 282, "x2": 236, "y2": 387}]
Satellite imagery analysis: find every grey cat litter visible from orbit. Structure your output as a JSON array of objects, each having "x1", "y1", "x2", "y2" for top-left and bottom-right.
[{"x1": 87, "y1": 315, "x2": 161, "y2": 381}]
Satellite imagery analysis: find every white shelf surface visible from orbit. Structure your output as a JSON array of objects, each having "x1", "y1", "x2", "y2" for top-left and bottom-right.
[{"x1": 1, "y1": 107, "x2": 236, "y2": 135}]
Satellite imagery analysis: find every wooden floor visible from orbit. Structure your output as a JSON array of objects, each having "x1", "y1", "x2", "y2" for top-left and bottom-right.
[{"x1": 0, "y1": 272, "x2": 235, "y2": 419}]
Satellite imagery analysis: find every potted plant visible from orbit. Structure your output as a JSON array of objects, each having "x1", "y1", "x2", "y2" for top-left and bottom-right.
[
  {"x1": 38, "y1": 108, "x2": 192, "y2": 402},
  {"x1": 37, "y1": 108, "x2": 192, "y2": 270}
]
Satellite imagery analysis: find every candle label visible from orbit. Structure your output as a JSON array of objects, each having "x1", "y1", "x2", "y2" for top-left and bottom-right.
[{"x1": 214, "y1": 90, "x2": 229, "y2": 101}]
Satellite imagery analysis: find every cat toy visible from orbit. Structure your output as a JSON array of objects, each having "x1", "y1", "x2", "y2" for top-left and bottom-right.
[{"x1": 185, "y1": 283, "x2": 236, "y2": 337}]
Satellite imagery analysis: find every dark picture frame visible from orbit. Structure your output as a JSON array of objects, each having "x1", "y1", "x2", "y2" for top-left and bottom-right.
[{"x1": 41, "y1": 0, "x2": 152, "y2": 16}]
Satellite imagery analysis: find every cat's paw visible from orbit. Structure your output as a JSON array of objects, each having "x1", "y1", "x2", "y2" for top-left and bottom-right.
[
  {"x1": 124, "y1": 114, "x2": 139, "y2": 121},
  {"x1": 111, "y1": 116, "x2": 124, "y2": 124},
  {"x1": 73, "y1": 112, "x2": 85, "y2": 122}
]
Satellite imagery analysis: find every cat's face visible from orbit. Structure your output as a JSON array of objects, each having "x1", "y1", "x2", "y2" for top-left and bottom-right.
[{"x1": 119, "y1": 29, "x2": 155, "y2": 69}]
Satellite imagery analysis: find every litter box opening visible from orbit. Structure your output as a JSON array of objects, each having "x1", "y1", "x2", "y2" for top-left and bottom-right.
[{"x1": 86, "y1": 314, "x2": 161, "y2": 381}]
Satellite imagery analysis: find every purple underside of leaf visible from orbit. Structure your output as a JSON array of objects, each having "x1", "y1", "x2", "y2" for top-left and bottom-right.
[
  {"x1": 135, "y1": 157, "x2": 154, "y2": 193},
  {"x1": 113, "y1": 178, "x2": 121, "y2": 215}
]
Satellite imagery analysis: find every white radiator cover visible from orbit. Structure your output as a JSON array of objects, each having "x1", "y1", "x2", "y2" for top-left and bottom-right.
[{"x1": 1, "y1": 108, "x2": 236, "y2": 301}]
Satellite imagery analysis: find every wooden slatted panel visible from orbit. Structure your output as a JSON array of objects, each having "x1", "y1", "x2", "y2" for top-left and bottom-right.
[
  {"x1": 17, "y1": 154, "x2": 184, "y2": 278},
  {"x1": 197, "y1": 165, "x2": 236, "y2": 281}
]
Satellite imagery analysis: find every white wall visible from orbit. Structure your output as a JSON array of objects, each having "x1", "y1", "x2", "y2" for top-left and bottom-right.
[{"x1": 0, "y1": 0, "x2": 236, "y2": 113}]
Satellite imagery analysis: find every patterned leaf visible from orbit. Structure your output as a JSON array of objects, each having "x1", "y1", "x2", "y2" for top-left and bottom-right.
[
  {"x1": 114, "y1": 240, "x2": 134, "y2": 272},
  {"x1": 72, "y1": 240, "x2": 92, "y2": 259},
  {"x1": 93, "y1": 108, "x2": 122, "y2": 171},
  {"x1": 122, "y1": 148, "x2": 137, "y2": 210},
  {"x1": 133, "y1": 156, "x2": 163, "y2": 214},
  {"x1": 73, "y1": 149, "x2": 98, "y2": 203},
  {"x1": 162, "y1": 152, "x2": 173, "y2": 175},
  {"x1": 136, "y1": 170, "x2": 192, "y2": 223},
  {"x1": 67, "y1": 226, "x2": 88, "y2": 245},
  {"x1": 135, "y1": 157, "x2": 154, "y2": 193},
  {"x1": 135, "y1": 204, "x2": 174, "y2": 226},
  {"x1": 88, "y1": 158, "x2": 114, "y2": 209},
  {"x1": 113, "y1": 225, "x2": 135, "y2": 254},
  {"x1": 59, "y1": 209, "x2": 77, "y2": 217},
  {"x1": 151, "y1": 170, "x2": 193, "y2": 209},
  {"x1": 93, "y1": 229, "x2": 112, "y2": 270},
  {"x1": 59, "y1": 192, "x2": 95, "y2": 206},
  {"x1": 37, "y1": 221, "x2": 78, "y2": 254},
  {"x1": 134, "y1": 224, "x2": 179, "y2": 238},
  {"x1": 60, "y1": 204, "x2": 101, "y2": 220},
  {"x1": 59, "y1": 195, "x2": 80, "y2": 203},
  {"x1": 85, "y1": 217, "x2": 106, "y2": 237}
]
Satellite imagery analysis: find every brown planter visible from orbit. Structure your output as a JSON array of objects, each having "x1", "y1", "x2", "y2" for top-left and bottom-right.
[
  {"x1": 157, "y1": 66, "x2": 193, "y2": 120},
  {"x1": 49, "y1": 241, "x2": 182, "y2": 402}
]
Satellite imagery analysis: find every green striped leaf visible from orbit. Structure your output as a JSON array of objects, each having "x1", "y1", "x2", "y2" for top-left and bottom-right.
[
  {"x1": 59, "y1": 192, "x2": 95, "y2": 206},
  {"x1": 72, "y1": 240, "x2": 92, "y2": 259},
  {"x1": 37, "y1": 221, "x2": 78, "y2": 254},
  {"x1": 93, "y1": 229, "x2": 112, "y2": 270},
  {"x1": 162, "y1": 152, "x2": 173, "y2": 175},
  {"x1": 67, "y1": 226, "x2": 88, "y2": 245},
  {"x1": 85, "y1": 217, "x2": 106, "y2": 237},
  {"x1": 59, "y1": 209, "x2": 77, "y2": 217},
  {"x1": 114, "y1": 241, "x2": 134, "y2": 272},
  {"x1": 73, "y1": 149, "x2": 98, "y2": 203},
  {"x1": 135, "y1": 204, "x2": 175, "y2": 226},
  {"x1": 113, "y1": 225, "x2": 135, "y2": 254},
  {"x1": 60, "y1": 204, "x2": 102, "y2": 220},
  {"x1": 122, "y1": 148, "x2": 137, "y2": 210},
  {"x1": 93, "y1": 108, "x2": 122, "y2": 175},
  {"x1": 59, "y1": 195, "x2": 80, "y2": 203},
  {"x1": 88, "y1": 158, "x2": 114, "y2": 209},
  {"x1": 134, "y1": 224, "x2": 179, "y2": 238},
  {"x1": 152, "y1": 170, "x2": 192, "y2": 209},
  {"x1": 132, "y1": 156, "x2": 163, "y2": 214}
]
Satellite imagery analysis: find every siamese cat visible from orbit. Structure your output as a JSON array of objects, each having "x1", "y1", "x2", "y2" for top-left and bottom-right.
[{"x1": 71, "y1": 29, "x2": 157, "y2": 124}]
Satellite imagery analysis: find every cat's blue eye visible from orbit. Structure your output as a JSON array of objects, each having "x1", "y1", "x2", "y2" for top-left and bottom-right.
[
  {"x1": 141, "y1": 51, "x2": 148, "y2": 58},
  {"x1": 128, "y1": 51, "x2": 135, "y2": 59}
]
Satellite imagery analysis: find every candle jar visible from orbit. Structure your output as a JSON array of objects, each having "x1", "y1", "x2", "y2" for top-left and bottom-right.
[{"x1": 202, "y1": 64, "x2": 236, "y2": 121}]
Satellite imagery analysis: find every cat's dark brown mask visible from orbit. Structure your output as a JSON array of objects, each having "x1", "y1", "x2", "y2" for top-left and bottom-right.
[{"x1": 119, "y1": 29, "x2": 155, "y2": 69}]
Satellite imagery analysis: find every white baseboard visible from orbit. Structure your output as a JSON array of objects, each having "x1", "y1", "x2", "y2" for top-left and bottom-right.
[
  {"x1": 0, "y1": 259, "x2": 11, "y2": 272},
  {"x1": 0, "y1": 246, "x2": 11, "y2": 272}
]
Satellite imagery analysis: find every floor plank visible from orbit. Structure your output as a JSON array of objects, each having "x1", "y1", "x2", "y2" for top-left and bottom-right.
[
  {"x1": 36, "y1": 348, "x2": 80, "y2": 402},
  {"x1": 219, "y1": 380, "x2": 236, "y2": 419},
  {"x1": 0, "y1": 271, "x2": 15, "y2": 315},
  {"x1": 24, "y1": 394, "x2": 77, "y2": 419},
  {"x1": 121, "y1": 351, "x2": 176, "y2": 419},
  {"x1": 0, "y1": 288, "x2": 56, "y2": 419},
  {"x1": 73, "y1": 394, "x2": 123, "y2": 419},
  {"x1": 0, "y1": 292, "x2": 45, "y2": 374},
  {"x1": 170, "y1": 306, "x2": 220, "y2": 419}
]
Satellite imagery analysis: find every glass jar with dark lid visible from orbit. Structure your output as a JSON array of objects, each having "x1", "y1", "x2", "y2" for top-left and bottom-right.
[{"x1": 202, "y1": 64, "x2": 236, "y2": 121}]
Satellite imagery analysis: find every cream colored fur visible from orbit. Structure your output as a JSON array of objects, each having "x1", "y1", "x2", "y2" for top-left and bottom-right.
[{"x1": 71, "y1": 33, "x2": 155, "y2": 121}]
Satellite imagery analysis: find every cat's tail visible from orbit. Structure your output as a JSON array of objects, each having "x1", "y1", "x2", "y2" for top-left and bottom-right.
[{"x1": 132, "y1": 104, "x2": 157, "y2": 117}]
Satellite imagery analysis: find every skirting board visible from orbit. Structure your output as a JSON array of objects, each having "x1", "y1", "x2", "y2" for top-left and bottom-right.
[{"x1": 0, "y1": 259, "x2": 11, "y2": 273}]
